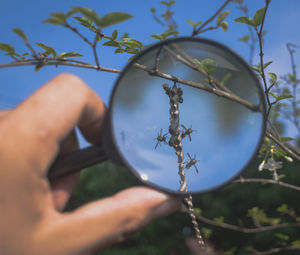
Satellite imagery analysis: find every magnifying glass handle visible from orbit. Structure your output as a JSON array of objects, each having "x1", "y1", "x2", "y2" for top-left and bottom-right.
[{"x1": 47, "y1": 145, "x2": 108, "y2": 181}]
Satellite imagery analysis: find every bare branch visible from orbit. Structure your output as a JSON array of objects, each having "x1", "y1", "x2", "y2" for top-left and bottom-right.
[
  {"x1": 0, "y1": 59, "x2": 121, "y2": 73},
  {"x1": 246, "y1": 246, "x2": 300, "y2": 255},
  {"x1": 192, "y1": 0, "x2": 232, "y2": 36},
  {"x1": 233, "y1": 177, "x2": 300, "y2": 192},
  {"x1": 266, "y1": 130, "x2": 300, "y2": 161},
  {"x1": 181, "y1": 206, "x2": 300, "y2": 234}
]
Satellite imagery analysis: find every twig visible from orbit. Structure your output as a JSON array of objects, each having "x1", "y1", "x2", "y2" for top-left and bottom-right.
[
  {"x1": 135, "y1": 62, "x2": 261, "y2": 112},
  {"x1": 65, "y1": 22, "x2": 93, "y2": 46},
  {"x1": 233, "y1": 177, "x2": 300, "y2": 192},
  {"x1": 254, "y1": 0, "x2": 271, "y2": 115},
  {"x1": 185, "y1": 209, "x2": 300, "y2": 234},
  {"x1": 0, "y1": 59, "x2": 121, "y2": 73},
  {"x1": 192, "y1": 0, "x2": 232, "y2": 36},
  {"x1": 266, "y1": 130, "x2": 300, "y2": 161},
  {"x1": 246, "y1": 246, "x2": 300, "y2": 255},
  {"x1": 92, "y1": 29, "x2": 101, "y2": 69}
]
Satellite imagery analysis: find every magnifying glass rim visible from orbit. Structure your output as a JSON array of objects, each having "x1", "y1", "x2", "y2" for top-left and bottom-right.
[{"x1": 108, "y1": 36, "x2": 267, "y2": 195}]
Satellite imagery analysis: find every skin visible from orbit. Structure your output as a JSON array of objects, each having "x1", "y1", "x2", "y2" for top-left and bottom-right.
[{"x1": 0, "y1": 73, "x2": 181, "y2": 255}]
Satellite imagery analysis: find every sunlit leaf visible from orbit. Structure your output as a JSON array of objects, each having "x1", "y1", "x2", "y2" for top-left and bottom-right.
[
  {"x1": 235, "y1": 16, "x2": 255, "y2": 27},
  {"x1": 220, "y1": 21, "x2": 228, "y2": 32},
  {"x1": 73, "y1": 16, "x2": 95, "y2": 30},
  {"x1": 12, "y1": 28, "x2": 28, "y2": 42},
  {"x1": 239, "y1": 34, "x2": 250, "y2": 42},
  {"x1": 263, "y1": 60, "x2": 273, "y2": 69},
  {"x1": 0, "y1": 43, "x2": 15, "y2": 53},
  {"x1": 43, "y1": 12, "x2": 67, "y2": 26},
  {"x1": 217, "y1": 11, "x2": 231, "y2": 26},
  {"x1": 57, "y1": 52, "x2": 83, "y2": 58},
  {"x1": 274, "y1": 233, "x2": 290, "y2": 241},
  {"x1": 71, "y1": 7, "x2": 101, "y2": 27},
  {"x1": 35, "y1": 42, "x2": 57, "y2": 57},
  {"x1": 194, "y1": 58, "x2": 217, "y2": 75},
  {"x1": 112, "y1": 29, "x2": 118, "y2": 40},
  {"x1": 103, "y1": 41, "x2": 120, "y2": 47},
  {"x1": 268, "y1": 72, "x2": 277, "y2": 82},
  {"x1": 99, "y1": 12, "x2": 132, "y2": 28},
  {"x1": 253, "y1": 7, "x2": 266, "y2": 26}
]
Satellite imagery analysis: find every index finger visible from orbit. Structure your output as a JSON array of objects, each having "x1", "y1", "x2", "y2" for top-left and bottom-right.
[{"x1": 3, "y1": 73, "x2": 106, "y2": 171}]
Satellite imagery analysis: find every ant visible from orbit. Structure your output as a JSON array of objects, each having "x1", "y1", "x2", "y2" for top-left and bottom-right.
[
  {"x1": 184, "y1": 153, "x2": 200, "y2": 173},
  {"x1": 181, "y1": 125, "x2": 196, "y2": 141},
  {"x1": 153, "y1": 128, "x2": 168, "y2": 149}
]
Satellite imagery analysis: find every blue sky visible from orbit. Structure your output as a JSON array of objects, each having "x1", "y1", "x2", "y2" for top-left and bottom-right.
[{"x1": 0, "y1": 0, "x2": 299, "y2": 135}]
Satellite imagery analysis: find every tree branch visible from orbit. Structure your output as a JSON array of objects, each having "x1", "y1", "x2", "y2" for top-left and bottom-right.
[
  {"x1": 192, "y1": 0, "x2": 232, "y2": 36},
  {"x1": 181, "y1": 206, "x2": 300, "y2": 234},
  {"x1": 233, "y1": 177, "x2": 300, "y2": 192}
]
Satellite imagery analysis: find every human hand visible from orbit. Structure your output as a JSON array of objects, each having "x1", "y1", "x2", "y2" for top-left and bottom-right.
[{"x1": 0, "y1": 73, "x2": 180, "y2": 255}]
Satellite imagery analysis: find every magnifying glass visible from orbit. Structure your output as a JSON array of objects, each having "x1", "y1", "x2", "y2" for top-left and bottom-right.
[{"x1": 48, "y1": 37, "x2": 266, "y2": 195}]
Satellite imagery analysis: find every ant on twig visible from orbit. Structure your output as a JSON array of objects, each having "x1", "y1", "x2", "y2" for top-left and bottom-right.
[
  {"x1": 153, "y1": 128, "x2": 168, "y2": 149},
  {"x1": 184, "y1": 153, "x2": 200, "y2": 173},
  {"x1": 181, "y1": 125, "x2": 196, "y2": 141}
]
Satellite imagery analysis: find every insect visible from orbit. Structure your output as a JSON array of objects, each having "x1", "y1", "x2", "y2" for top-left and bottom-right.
[
  {"x1": 153, "y1": 128, "x2": 168, "y2": 149},
  {"x1": 184, "y1": 153, "x2": 200, "y2": 173},
  {"x1": 181, "y1": 125, "x2": 196, "y2": 141}
]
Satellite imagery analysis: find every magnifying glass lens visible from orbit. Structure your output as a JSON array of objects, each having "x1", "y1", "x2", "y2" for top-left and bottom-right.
[{"x1": 109, "y1": 38, "x2": 266, "y2": 194}]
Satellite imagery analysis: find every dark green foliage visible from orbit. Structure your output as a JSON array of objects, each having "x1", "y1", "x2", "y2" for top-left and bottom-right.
[{"x1": 66, "y1": 159, "x2": 300, "y2": 254}]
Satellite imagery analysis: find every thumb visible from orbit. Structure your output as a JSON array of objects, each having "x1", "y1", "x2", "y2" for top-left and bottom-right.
[{"x1": 41, "y1": 187, "x2": 180, "y2": 255}]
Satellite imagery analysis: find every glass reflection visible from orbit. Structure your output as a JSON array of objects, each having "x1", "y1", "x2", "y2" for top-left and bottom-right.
[{"x1": 111, "y1": 39, "x2": 265, "y2": 193}]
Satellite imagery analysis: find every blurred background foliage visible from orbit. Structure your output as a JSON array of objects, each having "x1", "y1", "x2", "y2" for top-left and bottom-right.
[{"x1": 66, "y1": 158, "x2": 300, "y2": 254}]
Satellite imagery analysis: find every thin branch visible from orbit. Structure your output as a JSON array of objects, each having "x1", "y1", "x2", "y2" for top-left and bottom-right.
[
  {"x1": 254, "y1": 0, "x2": 271, "y2": 115},
  {"x1": 0, "y1": 59, "x2": 121, "y2": 73},
  {"x1": 92, "y1": 29, "x2": 101, "y2": 69},
  {"x1": 233, "y1": 177, "x2": 300, "y2": 192},
  {"x1": 246, "y1": 246, "x2": 300, "y2": 255},
  {"x1": 192, "y1": 0, "x2": 232, "y2": 36},
  {"x1": 181, "y1": 206, "x2": 300, "y2": 234},
  {"x1": 266, "y1": 130, "x2": 300, "y2": 161},
  {"x1": 134, "y1": 62, "x2": 261, "y2": 112},
  {"x1": 65, "y1": 22, "x2": 93, "y2": 46}
]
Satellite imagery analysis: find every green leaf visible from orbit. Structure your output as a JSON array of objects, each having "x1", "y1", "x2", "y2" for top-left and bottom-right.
[
  {"x1": 187, "y1": 19, "x2": 196, "y2": 26},
  {"x1": 43, "y1": 12, "x2": 67, "y2": 26},
  {"x1": 235, "y1": 16, "x2": 255, "y2": 27},
  {"x1": 150, "y1": 8, "x2": 156, "y2": 13},
  {"x1": 213, "y1": 216, "x2": 224, "y2": 223},
  {"x1": 57, "y1": 52, "x2": 83, "y2": 58},
  {"x1": 194, "y1": 58, "x2": 217, "y2": 75},
  {"x1": 114, "y1": 48, "x2": 124, "y2": 54},
  {"x1": 263, "y1": 61, "x2": 273, "y2": 69},
  {"x1": 268, "y1": 72, "x2": 277, "y2": 82},
  {"x1": 35, "y1": 62, "x2": 43, "y2": 72},
  {"x1": 103, "y1": 41, "x2": 120, "y2": 47},
  {"x1": 0, "y1": 43, "x2": 15, "y2": 53},
  {"x1": 292, "y1": 239, "x2": 300, "y2": 247},
  {"x1": 280, "y1": 137, "x2": 295, "y2": 142},
  {"x1": 252, "y1": 65, "x2": 261, "y2": 73},
  {"x1": 12, "y1": 28, "x2": 28, "y2": 42},
  {"x1": 71, "y1": 7, "x2": 101, "y2": 27},
  {"x1": 99, "y1": 12, "x2": 132, "y2": 28},
  {"x1": 201, "y1": 227, "x2": 213, "y2": 238},
  {"x1": 122, "y1": 38, "x2": 143, "y2": 49},
  {"x1": 151, "y1": 34, "x2": 163, "y2": 40},
  {"x1": 73, "y1": 16, "x2": 95, "y2": 30},
  {"x1": 112, "y1": 29, "x2": 118, "y2": 40},
  {"x1": 239, "y1": 34, "x2": 250, "y2": 42},
  {"x1": 220, "y1": 21, "x2": 228, "y2": 32},
  {"x1": 277, "y1": 204, "x2": 288, "y2": 213},
  {"x1": 274, "y1": 233, "x2": 290, "y2": 241},
  {"x1": 160, "y1": 0, "x2": 175, "y2": 7},
  {"x1": 161, "y1": 29, "x2": 179, "y2": 39},
  {"x1": 253, "y1": 7, "x2": 266, "y2": 26},
  {"x1": 35, "y1": 42, "x2": 57, "y2": 57},
  {"x1": 217, "y1": 11, "x2": 231, "y2": 26}
]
